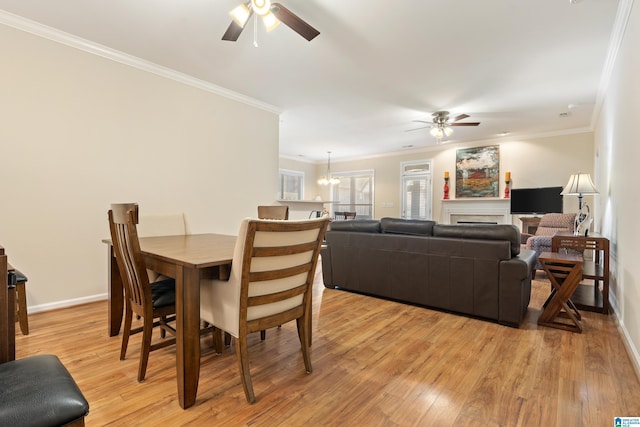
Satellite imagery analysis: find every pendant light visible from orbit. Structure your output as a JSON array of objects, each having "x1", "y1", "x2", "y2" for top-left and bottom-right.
[{"x1": 318, "y1": 151, "x2": 340, "y2": 186}]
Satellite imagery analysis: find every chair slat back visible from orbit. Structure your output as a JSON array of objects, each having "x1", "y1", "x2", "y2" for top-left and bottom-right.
[
  {"x1": 237, "y1": 218, "x2": 328, "y2": 334},
  {"x1": 257, "y1": 205, "x2": 289, "y2": 220},
  {"x1": 108, "y1": 203, "x2": 152, "y2": 314}
]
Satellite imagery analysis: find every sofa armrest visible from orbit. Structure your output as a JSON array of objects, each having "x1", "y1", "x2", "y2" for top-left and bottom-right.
[
  {"x1": 524, "y1": 235, "x2": 553, "y2": 252},
  {"x1": 498, "y1": 249, "x2": 537, "y2": 326}
]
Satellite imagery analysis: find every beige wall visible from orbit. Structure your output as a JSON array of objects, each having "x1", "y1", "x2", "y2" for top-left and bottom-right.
[
  {"x1": 594, "y1": 1, "x2": 640, "y2": 371},
  {"x1": 0, "y1": 24, "x2": 279, "y2": 310},
  {"x1": 282, "y1": 132, "x2": 594, "y2": 223},
  {"x1": 278, "y1": 156, "x2": 318, "y2": 201}
]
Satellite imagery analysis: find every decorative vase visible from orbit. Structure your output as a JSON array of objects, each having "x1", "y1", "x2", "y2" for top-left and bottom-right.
[
  {"x1": 504, "y1": 180, "x2": 511, "y2": 199},
  {"x1": 444, "y1": 178, "x2": 450, "y2": 200}
]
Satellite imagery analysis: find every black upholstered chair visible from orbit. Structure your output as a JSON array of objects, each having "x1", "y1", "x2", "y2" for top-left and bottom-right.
[
  {"x1": 1, "y1": 248, "x2": 89, "y2": 426},
  {"x1": 0, "y1": 354, "x2": 90, "y2": 426}
]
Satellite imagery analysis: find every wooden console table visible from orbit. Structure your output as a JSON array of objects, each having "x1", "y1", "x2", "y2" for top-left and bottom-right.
[
  {"x1": 519, "y1": 216, "x2": 542, "y2": 235},
  {"x1": 538, "y1": 251, "x2": 584, "y2": 333},
  {"x1": 552, "y1": 231, "x2": 610, "y2": 314}
]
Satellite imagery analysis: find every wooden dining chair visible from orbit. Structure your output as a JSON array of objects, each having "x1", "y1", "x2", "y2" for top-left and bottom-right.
[
  {"x1": 200, "y1": 217, "x2": 329, "y2": 403},
  {"x1": 13, "y1": 269, "x2": 29, "y2": 335},
  {"x1": 334, "y1": 211, "x2": 356, "y2": 220},
  {"x1": 108, "y1": 203, "x2": 177, "y2": 382},
  {"x1": 257, "y1": 205, "x2": 289, "y2": 220}
]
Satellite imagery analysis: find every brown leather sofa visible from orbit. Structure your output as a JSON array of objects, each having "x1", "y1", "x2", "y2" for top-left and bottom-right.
[{"x1": 321, "y1": 218, "x2": 537, "y2": 327}]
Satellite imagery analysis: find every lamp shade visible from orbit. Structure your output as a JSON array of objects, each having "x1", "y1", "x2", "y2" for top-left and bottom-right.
[{"x1": 561, "y1": 172, "x2": 599, "y2": 195}]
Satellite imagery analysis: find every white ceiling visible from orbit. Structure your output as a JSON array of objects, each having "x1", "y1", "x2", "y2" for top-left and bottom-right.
[{"x1": 0, "y1": 0, "x2": 621, "y2": 162}]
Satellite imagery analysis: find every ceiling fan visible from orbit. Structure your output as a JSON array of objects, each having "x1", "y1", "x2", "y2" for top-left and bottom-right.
[
  {"x1": 409, "y1": 111, "x2": 480, "y2": 140},
  {"x1": 223, "y1": 0, "x2": 320, "y2": 42}
]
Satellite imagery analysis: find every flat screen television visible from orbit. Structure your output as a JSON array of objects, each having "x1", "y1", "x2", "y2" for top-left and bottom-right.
[{"x1": 510, "y1": 186, "x2": 564, "y2": 214}]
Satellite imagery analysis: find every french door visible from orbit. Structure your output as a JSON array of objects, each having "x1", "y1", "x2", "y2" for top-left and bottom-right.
[{"x1": 401, "y1": 161, "x2": 432, "y2": 219}]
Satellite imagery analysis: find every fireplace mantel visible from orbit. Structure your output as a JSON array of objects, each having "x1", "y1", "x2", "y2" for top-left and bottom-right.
[{"x1": 441, "y1": 198, "x2": 512, "y2": 225}]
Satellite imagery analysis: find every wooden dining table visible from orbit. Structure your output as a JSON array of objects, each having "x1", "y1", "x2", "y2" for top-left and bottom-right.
[{"x1": 103, "y1": 233, "x2": 237, "y2": 409}]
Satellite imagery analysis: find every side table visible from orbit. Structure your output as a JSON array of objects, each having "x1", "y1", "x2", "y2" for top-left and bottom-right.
[
  {"x1": 538, "y1": 251, "x2": 584, "y2": 333},
  {"x1": 552, "y1": 231, "x2": 610, "y2": 314}
]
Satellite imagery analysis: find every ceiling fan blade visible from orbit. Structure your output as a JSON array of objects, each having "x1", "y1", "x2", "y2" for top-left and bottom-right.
[
  {"x1": 406, "y1": 126, "x2": 430, "y2": 132},
  {"x1": 450, "y1": 122, "x2": 480, "y2": 126},
  {"x1": 222, "y1": 20, "x2": 245, "y2": 41},
  {"x1": 222, "y1": 4, "x2": 253, "y2": 41},
  {"x1": 452, "y1": 114, "x2": 470, "y2": 122},
  {"x1": 271, "y1": 3, "x2": 320, "y2": 41},
  {"x1": 412, "y1": 120, "x2": 433, "y2": 124}
]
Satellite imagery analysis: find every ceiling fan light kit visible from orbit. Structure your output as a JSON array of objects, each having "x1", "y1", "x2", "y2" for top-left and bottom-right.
[
  {"x1": 230, "y1": 3, "x2": 251, "y2": 27},
  {"x1": 262, "y1": 11, "x2": 281, "y2": 32},
  {"x1": 223, "y1": 0, "x2": 320, "y2": 42},
  {"x1": 251, "y1": 0, "x2": 271, "y2": 15},
  {"x1": 410, "y1": 111, "x2": 480, "y2": 142}
]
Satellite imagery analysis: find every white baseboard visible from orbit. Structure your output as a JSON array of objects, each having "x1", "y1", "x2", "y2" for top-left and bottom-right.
[
  {"x1": 610, "y1": 292, "x2": 640, "y2": 380},
  {"x1": 27, "y1": 293, "x2": 108, "y2": 314}
]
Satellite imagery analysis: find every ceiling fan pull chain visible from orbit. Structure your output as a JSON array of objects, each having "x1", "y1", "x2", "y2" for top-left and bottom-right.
[{"x1": 253, "y1": 15, "x2": 259, "y2": 47}]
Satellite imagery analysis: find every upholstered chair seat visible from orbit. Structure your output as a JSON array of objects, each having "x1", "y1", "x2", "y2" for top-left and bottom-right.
[
  {"x1": 0, "y1": 355, "x2": 90, "y2": 427},
  {"x1": 150, "y1": 278, "x2": 176, "y2": 308}
]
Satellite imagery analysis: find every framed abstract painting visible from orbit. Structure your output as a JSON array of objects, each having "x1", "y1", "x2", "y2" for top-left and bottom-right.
[{"x1": 455, "y1": 145, "x2": 500, "y2": 198}]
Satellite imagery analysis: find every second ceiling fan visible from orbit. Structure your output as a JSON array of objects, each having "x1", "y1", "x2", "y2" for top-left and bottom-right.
[
  {"x1": 410, "y1": 111, "x2": 480, "y2": 140},
  {"x1": 223, "y1": 0, "x2": 320, "y2": 42}
]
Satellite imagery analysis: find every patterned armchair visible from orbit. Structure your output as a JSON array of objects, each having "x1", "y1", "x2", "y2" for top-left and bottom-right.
[{"x1": 522, "y1": 213, "x2": 576, "y2": 273}]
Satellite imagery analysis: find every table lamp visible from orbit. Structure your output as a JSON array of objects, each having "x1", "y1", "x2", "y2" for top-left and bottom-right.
[{"x1": 561, "y1": 172, "x2": 599, "y2": 235}]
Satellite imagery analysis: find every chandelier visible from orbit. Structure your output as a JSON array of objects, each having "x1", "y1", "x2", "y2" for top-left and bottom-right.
[{"x1": 318, "y1": 151, "x2": 340, "y2": 186}]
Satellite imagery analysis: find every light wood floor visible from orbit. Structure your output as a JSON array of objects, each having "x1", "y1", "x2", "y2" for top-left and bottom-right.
[{"x1": 15, "y1": 272, "x2": 640, "y2": 426}]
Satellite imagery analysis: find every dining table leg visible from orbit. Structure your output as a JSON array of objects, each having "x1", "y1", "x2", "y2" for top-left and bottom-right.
[
  {"x1": 175, "y1": 265, "x2": 201, "y2": 409},
  {"x1": 107, "y1": 246, "x2": 124, "y2": 337}
]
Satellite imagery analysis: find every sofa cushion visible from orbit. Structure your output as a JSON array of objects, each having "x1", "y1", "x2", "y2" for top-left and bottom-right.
[
  {"x1": 328, "y1": 219, "x2": 381, "y2": 233},
  {"x1": 433, "y1": 224, "x2": 521, "y2": 256},
  {"x1": 380, "y1": 217, "x2": 436, "y2": 236}
]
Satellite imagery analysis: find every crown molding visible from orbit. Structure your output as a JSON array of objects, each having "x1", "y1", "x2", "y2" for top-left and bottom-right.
[
  {"x1": 591, "y1": 0, "x2": 634, "y2": 126},
  {"x1": 0, "y1": 10, "x2": 281, "y2": 115},
  {"x1": 278, "y1": 154, "x2": 318, "y2": 164},
  {"x1": 292, "y1": 127, "x2": 595, "y2": 164}
]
